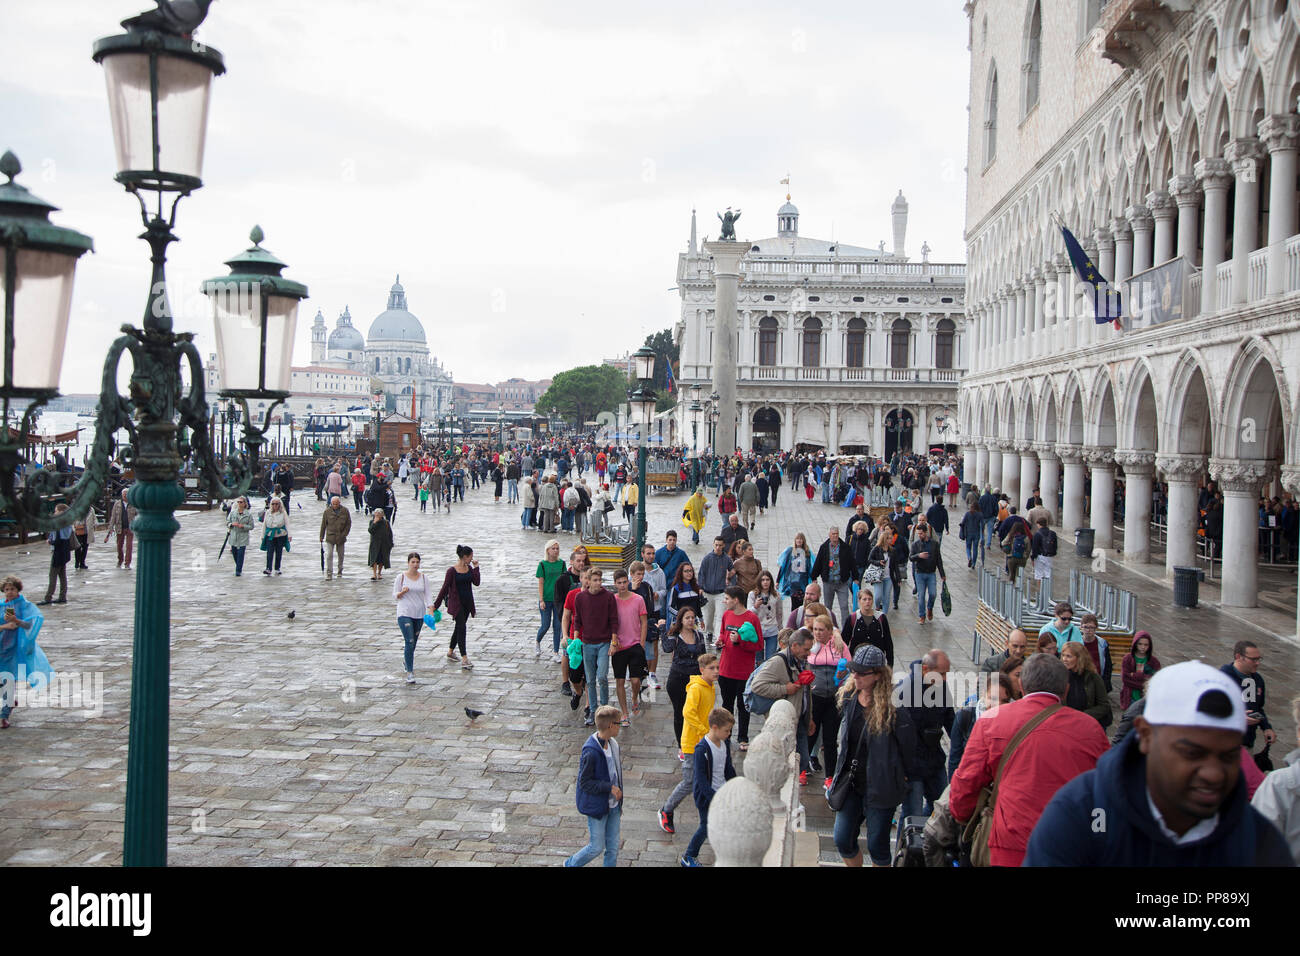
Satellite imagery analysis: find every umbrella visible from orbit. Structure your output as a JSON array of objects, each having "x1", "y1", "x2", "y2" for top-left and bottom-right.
[
  {"x1": 320, "y1": 543, "x2": 326, "y2": 575},
  {"x1": 217, "y1": 529, "x2": 230, "y2": 562}
]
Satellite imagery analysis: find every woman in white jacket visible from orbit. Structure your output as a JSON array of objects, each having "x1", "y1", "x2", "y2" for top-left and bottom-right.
[{"x1": 261, "y1": 496, "x2": 291, "y2": 575}]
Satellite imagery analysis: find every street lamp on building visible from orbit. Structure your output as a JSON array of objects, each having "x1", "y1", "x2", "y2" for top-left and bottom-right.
[
  {"x1": 0, "y1": 7, "x2": 308, "y2": 867},
  {"x1": 630, "y1": 347, "x2": 657, "y2": 553},
  {"x1": 935, "y1": 406, "x2": 952, "y2": 450},
  {"x1": 370, "y1": 395, "x2": 384, "y2": 450}
]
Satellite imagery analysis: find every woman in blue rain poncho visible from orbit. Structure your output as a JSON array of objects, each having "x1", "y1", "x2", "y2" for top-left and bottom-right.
[{"x1": 0, "y1": 574, "x2": 53, "y2": 728}]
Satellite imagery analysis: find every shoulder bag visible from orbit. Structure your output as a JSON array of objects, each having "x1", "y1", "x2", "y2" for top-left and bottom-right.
[
  {"x1": 960, "y1": 702, "x2": 1061, "y2": 867},
  {"x1": 826, "y1": 704, "x2": 870, "y2": 812}
]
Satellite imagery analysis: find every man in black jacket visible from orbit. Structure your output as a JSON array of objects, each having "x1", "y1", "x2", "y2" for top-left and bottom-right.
[
  {"x1": 908, "y1": 524, "x2": 946, "y2": 624},
  {"x1": 810, "y1": 525, "x2": 856, "y2": 624},
  {"x1": 895, "y1": 650, "x2": 954, "y2": 819},
  {"x1": 977, "y1": 485, "x2": 999, "y2": 554},
  {"x1": 1221, "y1": 641, "x2": 1275, "y2": 751},
  {"x1": 925, "y1": 498, "x2": 949, "y2": 552}
]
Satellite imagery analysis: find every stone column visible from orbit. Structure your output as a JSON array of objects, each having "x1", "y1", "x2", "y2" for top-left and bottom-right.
[
  {"x1": 1128, "y1": 204, "x2": 1154, "y2": 276},
  {"x1": 1093, "y1": 231, "x2": 1115, "y2": 347},
  {"x1": 1014, "y1": 282, "x2": 1027, "y2": 363},
  {"x1": 1001, "y1": 445, "x2": 1021, "y2": 506},
  {"x1": 1112, "y1": 219, "x2": 1134, "y2": 285},
  {"x1": 1036, "y1": 444, "x2": 1060, "y2": 524},
  {"x1": 1055, "y1": 255, "x2": 1073, "y2": 355},
  {"x1": 738, "y1": 400, "x2": 752, "y2": 452},
  {"x1": 1115, "y1": 450, "x2": 1156, "y2": 564},
  {"x1": 1281, "y1": 465, "x2": 1300, "y2": 638},
  {"x1": 780, "y1": 403, "x2": 794, "y2": 451},
  {"x1": 962, "y1": 444, "x2": 979, "y2": 490},
  {"x1": 1226, "y1": 138, "x2": 1263, "y2": 305},
  {"x1": 1169, "y1": 174, "x2": 1201, "y2": 264},
  {"x1": 706, "y1": 240, "x2": 747, "y2": 454},
  {"x1": 1058, "y1": 444, "x2": 1086, "y2": 532},
  {"x1": 828, "y1": 404, "x2": 839, "y2": 455},
  {"x1": 1158, "y1": 453, "x2": 1207, "y2": 577},
  {"x1": 1196, "y1": 158, "x2": 1233, "y2": 315},
  {"x1": 975, "y1": 443, "x2": 990, "y2": 490},
  {"x1": 1032, "y1": 269, "x2": 1046, "y2": 359},
  {"x1": 1260, "y1": 115, "x2": 1300, "y2": 295},
  {"x1": 1085, "y1": 449, "x2": 1116, "y2": 549},
  {"x1": 1210, "y1": 457, "x2": 1273, "y2": 608},
  {"x1": 1147, "y1": 190, "x2": 1177, "y2": 265},
  {"x1": 987, "y1": 440, "x2": 1004, "y2": 492},
  {"x1": 1017, "y1": 442, "x2": 1039, "y2": 511}
]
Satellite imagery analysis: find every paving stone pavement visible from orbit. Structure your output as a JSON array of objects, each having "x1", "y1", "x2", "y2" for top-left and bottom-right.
[{"x1": 1, "y1": 473, "x2": 1296, "y2": 866}]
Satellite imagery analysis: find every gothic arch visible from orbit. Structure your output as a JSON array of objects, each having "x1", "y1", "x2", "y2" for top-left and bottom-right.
[
  {"x1": 1218, "y1": 336, "x2": 1291, "y2": 461},
  {"x1": 1165, "y1": 348, "x2": 1218, "y2": 456},
  {"x1": 1118, "y1": 357, "x2": 1161, "y2": 451}
]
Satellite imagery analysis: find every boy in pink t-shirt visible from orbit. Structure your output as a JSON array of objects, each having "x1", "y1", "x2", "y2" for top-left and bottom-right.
[{"x1": 611, "y1": 568, "x2": 648, "y2": 724}]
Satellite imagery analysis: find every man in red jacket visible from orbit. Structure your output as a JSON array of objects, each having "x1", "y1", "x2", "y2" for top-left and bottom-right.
[{"x1": 949, "y1": 653, "x2": 1109, "y2": 866}]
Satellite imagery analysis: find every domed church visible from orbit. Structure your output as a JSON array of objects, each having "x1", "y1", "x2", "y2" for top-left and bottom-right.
[{"x1": 309, "y1": 275, "x2": 454, "y2": 420}]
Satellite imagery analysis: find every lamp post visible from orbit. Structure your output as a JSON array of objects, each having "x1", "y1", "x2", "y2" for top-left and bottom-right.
[
  {"x1": 935, "y1": 405, "x2": 951, "y2": 450},
  {"x1": 885, "y1": 409, "x2": 913, "y2": 458},
  {"x1": 630, "y1": 347, "x2": 657, "y2": 553},
  {"x1": 0, "y1": 8, "x2": 306, "y2": 867},
  {"x1": 497, "y1": 402, "x2": 504, "y2": 453}
]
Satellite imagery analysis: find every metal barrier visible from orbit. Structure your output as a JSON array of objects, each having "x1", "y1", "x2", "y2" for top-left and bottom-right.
[{"x1": 1068, "y1": 569, "x2": 1138, "y2": 633}]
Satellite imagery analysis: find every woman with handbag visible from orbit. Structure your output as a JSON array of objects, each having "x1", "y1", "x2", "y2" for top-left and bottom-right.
[
  {"x1": 865, "y1": 521, "x2": 895, "y2": 612},
  {"x1": 261, "y1": 496, "x2": 291, "y2": 576},
  {"x1": 844, "y1": 589, "x2": 893, "y2": 667},
  {"x1": 775, "y1": 532, "x2": 812, "y2": 609},
  {"x1": 660, "y1": 606, "x2": 708, "y2": 754},
  {"x1": 828, "y1": 644, "x2": 917, "y2": 867},
  {"x1": 368, "y1": 509, "x2": 395, "y2": 581},
  {"x1": 393, "y1": 552, "x2": 434, "y2": 683},
  {"x1": 433, "y1": 545, "x2": 480, "y2": 669}
]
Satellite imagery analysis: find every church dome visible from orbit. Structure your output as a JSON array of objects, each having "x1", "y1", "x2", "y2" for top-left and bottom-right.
[
  {"x1": 327, "y1": 305, "x2": 364, "y2": 351},
  {"x1": 368, "y1": 275, "x2": 426, "y2": 344},
  {"x1": 778, "y1": 201, "x2": 798, "y2": 216}
]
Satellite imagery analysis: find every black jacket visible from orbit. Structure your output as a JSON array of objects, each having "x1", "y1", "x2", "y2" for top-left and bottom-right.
[
  {"x1": 909, "y1": 538, "x2": 945, "y2": 576},
  {"x1": 978, "y1": 492, "x2": 999, "y2": 519},
  {"x1": 1220, "y1": 663, "x2": 1270, "y2": 748},
  {"x1": 830, "y1": 692, "x2": 917, "y2": 809},
  {"x1": 894, "y1": 661, "x2": 955, "y2": 772},
  {"x1": 844, "y1": 610, "x2": 893, "y2": 667},
  {"x1": 846, "y1": 511, "x2": 871, "y2": 540},
  {"x1": 925, "y1": 502, "x2": 949, "y2": 534},
  {"x1": 811, "y1": 538, "x2": 856, "y2": 585}
]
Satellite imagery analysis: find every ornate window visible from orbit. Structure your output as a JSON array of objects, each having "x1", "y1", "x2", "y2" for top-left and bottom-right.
[
  {"x1": 802, "y1": 317, "x2": 822, "y2": 367},
  {"x1": 1022, "y1": 2, "x2": 1041, "y2": 116},
  {"x1": 758, "y1": 316, "x2": 778, "y2": 366},
  {"x1": 984, "y1": 64, "x2": 999, "y2": 166},
  {"x1": 935, "y1": 318, "x2": 956, "y2": 369},
  {"x1": 890, "y1": 318, "x2": 911, "y2": 369},
  {"x1": 845, "y1": 317, "x2": 866, "y2": 367}
]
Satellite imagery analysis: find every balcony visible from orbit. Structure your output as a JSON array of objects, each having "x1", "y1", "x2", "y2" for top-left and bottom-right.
[
  {"x1": 690, "y1": 365, "x2": 967, "y2": 385},
  {"x1": 1099, "y1": 0, "x2": 1192, "y2": 70}
]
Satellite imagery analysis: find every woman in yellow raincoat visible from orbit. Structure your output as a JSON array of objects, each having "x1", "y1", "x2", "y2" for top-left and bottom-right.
[{"x1": 683, "y1": 488, "x2": 709, "y2": 545}]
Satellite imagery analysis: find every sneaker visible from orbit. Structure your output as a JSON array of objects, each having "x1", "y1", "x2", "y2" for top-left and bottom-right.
[
  {"x1": 535, "y1": 642, "x2": 543, "y2": 658},
  {"x1": 658, "y1": 810, "x2": 675, "y2": 834},
  {"x1": 677, "y1": 750, "x2": 685, "y2": 762},
  {"x1": 810, "y1": 755, "x2": 822, "y2": 773},
  {"x1": 584, "y1": 706, "x2": 591, "y2": 718},
  {"x1": 275, "y1": 570, "x2": 282, "y2": 576},
  {"x1": 561, "y1": 683, "x2": 573, "y2": 697},
  {"x1": 798, "y1": 770, "x2": 808, "y2": 786},
  {"x1": 569, "y1": 691, "x2": 582, "y2": 710},
  {"x1": 406, "y1": 672, "x2": 416, "y2": 684},
  {"x1": 647, "y1": 673, "x2": 661, "y2": 690},
  {"x1": 447, "y1": 650, "x2": 460, "y2": 661},
  {"x1": 927, "y1": 611, "x2": 934, "y2": 622},
  {"x1": 263, "y1": 570, "x2": 272, "y2": 576},
  {"x1": 679, "y1": 854, "x2": 700, "y2": 867},
  {"x1": 583, "y1": 716, "x2": 595, "y2": 727},
  {"x1": 918, "y1": 617, "x2": 927, "y2": 625}
]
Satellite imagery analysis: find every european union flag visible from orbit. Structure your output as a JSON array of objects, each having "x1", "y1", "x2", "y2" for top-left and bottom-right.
[{"x1": 1059, "y1": 224, "x2": 1122, "y2": 328}]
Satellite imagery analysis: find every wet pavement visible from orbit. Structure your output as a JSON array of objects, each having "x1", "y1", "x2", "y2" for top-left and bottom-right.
[{"x1": 1, "y1": 470, "x2": 1295, "y2": 866}]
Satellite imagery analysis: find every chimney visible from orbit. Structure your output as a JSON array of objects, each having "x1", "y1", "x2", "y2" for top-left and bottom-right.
[{"x1": 892, "y1": 190, "x2": 908, "y2": 258}]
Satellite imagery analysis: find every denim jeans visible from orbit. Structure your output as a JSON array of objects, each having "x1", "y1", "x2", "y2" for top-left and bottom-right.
[
  {"x1": 901, "y1": 763, "x2": 947, "y2": 820},
  {"x1": 565, "y1": 804, "x2": 621, "y2": 867},
  {"x1": 582, "y1": 641, "x2": 610, "y2": 713},
  {"x1": 398, "y1": 615, "x2": 423, "y2": 671},
  {"x1": 663, "y1": 753, "x2": 695, "y2": 813},
  {"x1": 763, "y1": 631, "x2": 779, "y2": 662},
  {"x1": 561, "y1": 509, "x2": 574, "y2": 532},
  {"x1": 915, "y1": 571, "x2": 937, "y2": 618},
  {"x1": 507, "y1": 478, "x2": 519, "y2": 503},
  {"x1": 521, "y1": 507, "x2": 535, "y2": 528},
  {"x1": 536, "y1": 600, "x2": 562, "y2": 651},
  {"x1": 686, "y1": 800, "x2": 711, "y2": 859},
  {"x1": 872, "y1": 575, "x2": 894, "y2": 612},
  {"x1": 833, "y1": 796, "x2": 897, "y2": 866},
  {"x1": 965, "y1": 533, "x2": 980, "y2": 565},
  {"x1": 231, "y1": 545, "x2": 246, "y2": 575},
  {"x1": 982, "y1": 515, "x2": 998, "y2": 551},
  {"x1": 821, "y1": 481, "x2": 831, "y2": 503}
]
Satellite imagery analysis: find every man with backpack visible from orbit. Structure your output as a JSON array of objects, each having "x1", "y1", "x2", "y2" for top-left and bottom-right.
[
  {"x1": 749, "y1": 626, "x2": 816, "y2": 776},
  {"x1": 1028, "y1": 516, "x2": 1057, "y2": 602}
]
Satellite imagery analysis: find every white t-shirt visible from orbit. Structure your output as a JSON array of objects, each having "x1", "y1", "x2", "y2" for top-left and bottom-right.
[
  {"x1": 705, "y1": 736, "x2": 727, "y2": 792},
  {"x1": 393, "y1": 572, "x2": 431, "y2": 619},
  {"x1": 791, "y1": 550, "x2": 807, "y2": 574}
]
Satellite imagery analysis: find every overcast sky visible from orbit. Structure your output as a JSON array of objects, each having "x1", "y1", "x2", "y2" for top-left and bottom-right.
[{"x1": 3, "y1": 0, "x2": 970, "y2": 393}]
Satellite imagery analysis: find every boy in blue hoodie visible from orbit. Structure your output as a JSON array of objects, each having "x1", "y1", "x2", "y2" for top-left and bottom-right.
[
  {"x1": 565, "y1": 705, "x2": 624, "y2": 867},
  {"x1": 680, "y1": 707, "x2": 737, "y2": 867}
]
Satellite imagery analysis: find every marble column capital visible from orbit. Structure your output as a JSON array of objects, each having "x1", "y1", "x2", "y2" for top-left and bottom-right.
[
  {"x1": 1093, "y1": 229, "x2": 1115, "y2": 253},
  {"x1": 1126, "y1": 204, "x2": 1153, "y2": 230},
  {"x1": 1208, "y1": 456, "x2": 1275, "y2": 493},
  {"x1": 1194, "y1": 157, "x2": 1233, "y2": 192},
  {"x1": 1168, "y1": 174, "x2": 1201, "y2": 207},
  {"x1": 1083, "y1": 447, "x2": 1115, "y2": 468},
  {"x1": 990, "y1": 438, "x2": 1012, "y2": 453},
  {"x1": 1033, "y1": 442, "x2": 1058, "y2": 461},
  {"x1": 1146, "y1": 190, "x2": 1177, "y2": 221},
  {"x1": 1225, "y1": 137, "x2": 1263, "y2": 179},
  {"x1": 1013, "y1": 440, "x2": 1036, "y2": 457},
  {"x1": 1279, "y1": 464, "x2": 1300, "y2": 496},
  {"x1": 1114, "y1": 449, "x2": 1157, "y2": 476},
  {"x1": 1110, "y1": 218, "x2": 1132, "y2": 242},
  {"x1": 1155, "y1": 453, "x2": 1207, "y2": 482},
  {"x1": 1258, "y1": 114, "x2": 1300, "y2": 154},
  {"x1": 1055, "y1": 443, "x2": 1084, "y2": 464}
]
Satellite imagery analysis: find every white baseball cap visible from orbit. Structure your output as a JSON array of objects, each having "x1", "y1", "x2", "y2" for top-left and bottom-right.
[{"x1": 1142, "y1": 660, "x2": 1246, "y2": 733}]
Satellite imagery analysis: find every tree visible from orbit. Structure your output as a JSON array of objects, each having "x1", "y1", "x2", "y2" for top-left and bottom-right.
[{"x1": 536, "y1": 365, "x2": 628, "y2": 429}]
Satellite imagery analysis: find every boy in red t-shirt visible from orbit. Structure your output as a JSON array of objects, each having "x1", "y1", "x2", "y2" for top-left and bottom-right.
[{"x1": 716, "y1": 586, "x2": 762, "y2": 747}]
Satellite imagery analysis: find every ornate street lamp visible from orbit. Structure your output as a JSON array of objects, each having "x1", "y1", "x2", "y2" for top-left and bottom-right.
[
  {"x1": 629, "y1": 347, "x2": 657, "y2": 553},
  {"x1": 0, "y1": 7, "x2": 306, "y2": 868},
  {"x1": 497, "y1": 401, "x2": 504, "y2": 453}
]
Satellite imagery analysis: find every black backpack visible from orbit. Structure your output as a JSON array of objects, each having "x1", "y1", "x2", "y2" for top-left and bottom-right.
[{"x1": 1042, "y1": 529, "x2": 1058, "y2": 556}]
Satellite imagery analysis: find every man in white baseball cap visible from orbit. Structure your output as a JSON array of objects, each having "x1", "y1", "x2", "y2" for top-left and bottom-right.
[{"x1": 1023, "y1": 661, "x2": 1294, "y2": 866}]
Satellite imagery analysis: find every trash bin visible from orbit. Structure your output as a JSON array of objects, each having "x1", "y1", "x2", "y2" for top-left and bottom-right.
[
  {"x1": 1074, "y1": 528, "x2": 1095, "y2": 557},
  {"x1": 1172, "y1": 565, "x2": 1204, "y2": 608}
]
